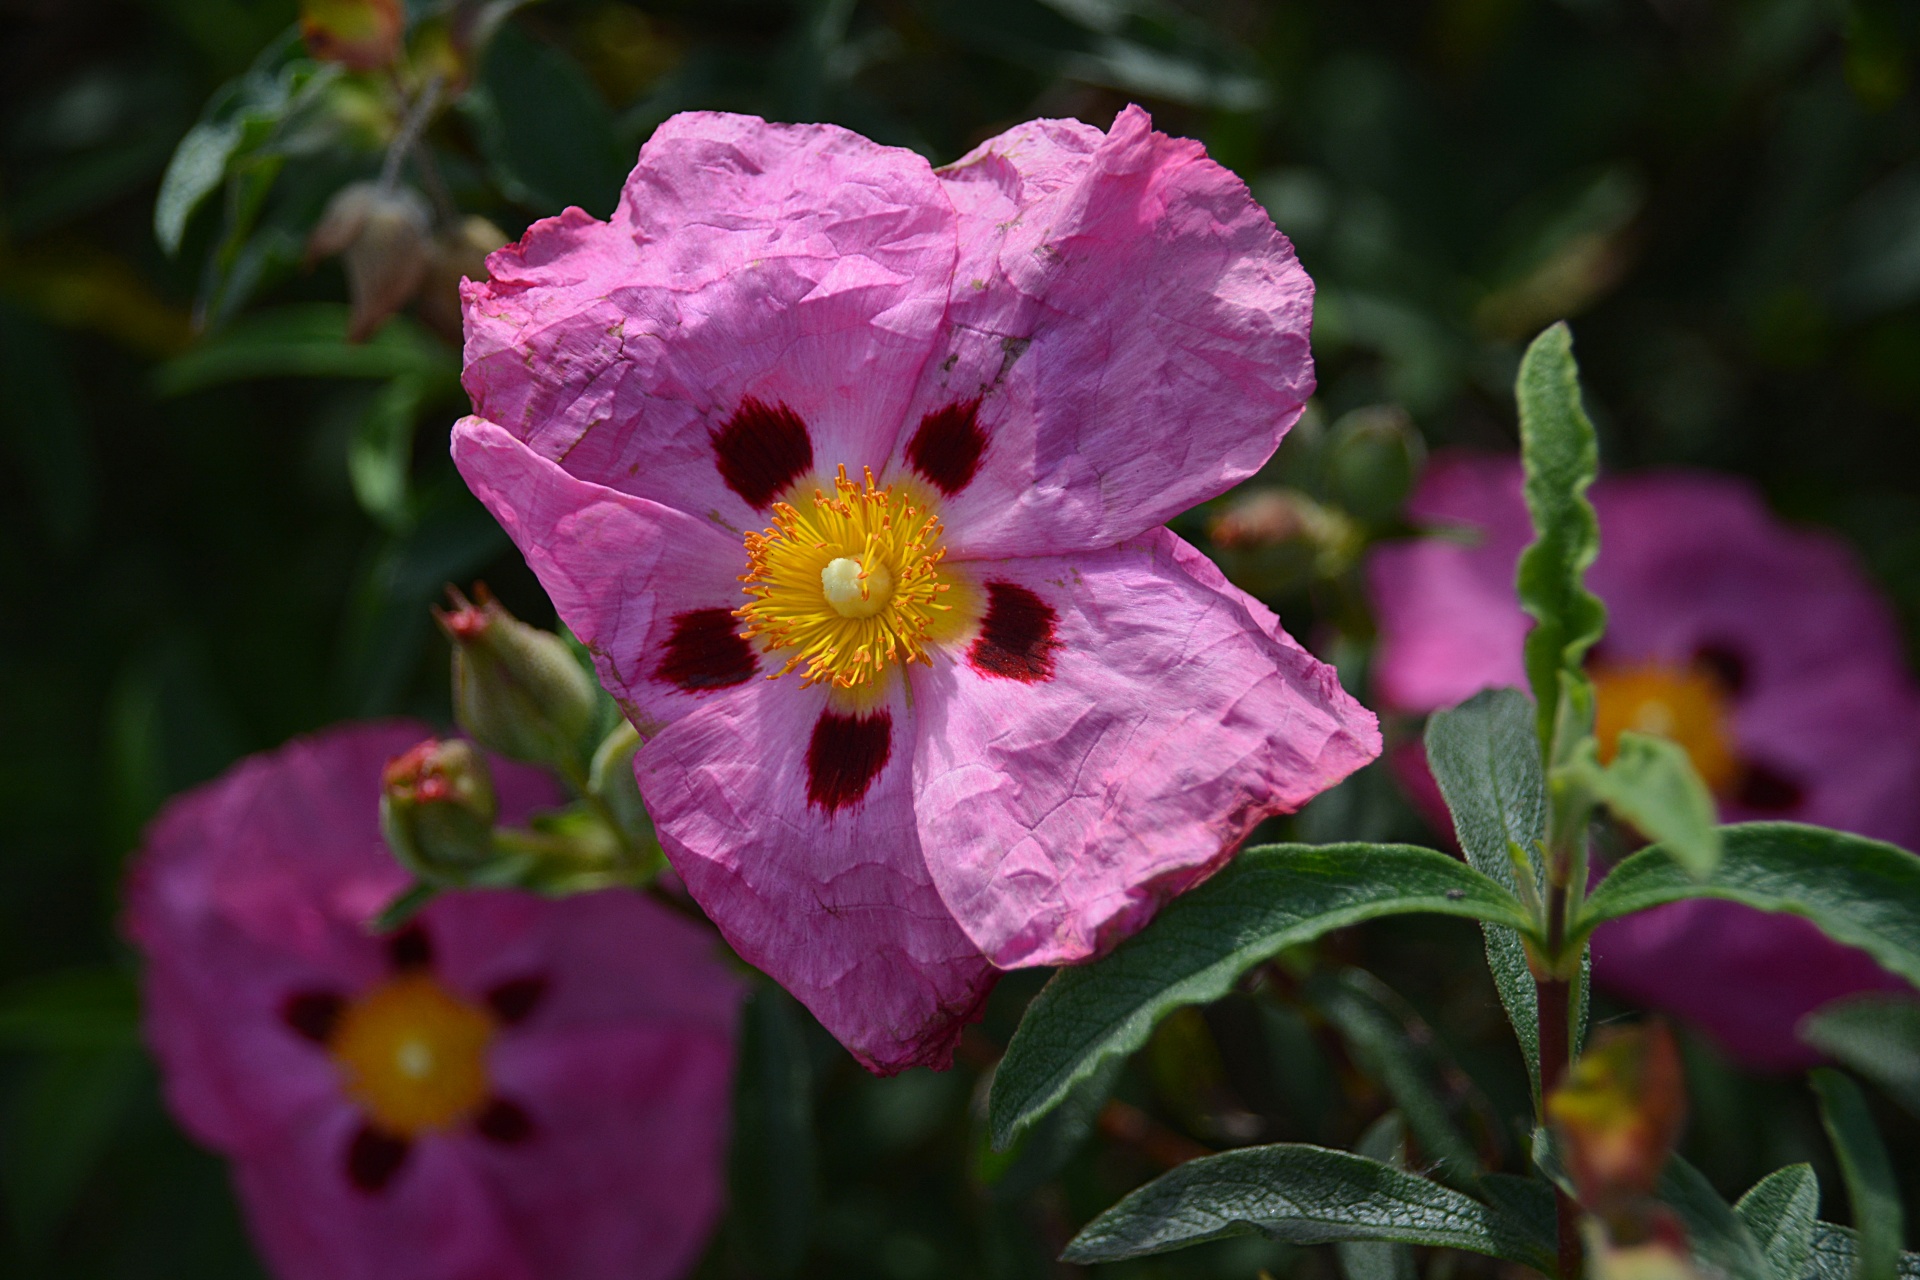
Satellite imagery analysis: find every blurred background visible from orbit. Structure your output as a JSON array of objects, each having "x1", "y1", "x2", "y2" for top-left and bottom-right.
[{"x1": 3, "y1": 0, "x2": 1918, "y2": 1276}]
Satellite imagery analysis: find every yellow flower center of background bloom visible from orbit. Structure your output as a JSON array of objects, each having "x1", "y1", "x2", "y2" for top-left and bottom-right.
[
  {"x1": 1592, "y1": 661, "x2": 1739, "y2": 794},
  {"x1": 330, "y1": 973, "x2": 494, "y2": 1135},
  {"x1": 737, "y1": 466, "x2": 958, "y2": 689}
]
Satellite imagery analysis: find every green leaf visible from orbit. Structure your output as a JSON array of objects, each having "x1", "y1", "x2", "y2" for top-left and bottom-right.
[
  {"x1": 1423, "y1": 687, "x2": 1547, "y2": 1095},
  {"x1": 1306, "y1": 969, "x2": 1480, "y2": 1189},
  {"x1": 154, "y1": 117, "x2": 243, "y2": 255},
  {"x1": 347, "y1": 375, "x2": 427, "y2": 531},
  {"x1": 1812, "y1": 1069, "x2": 1903, "y2": 1280},
  {"x1": 154, "y1": 304, "x2": 453, "y2": 395},
  {"x1": 470, "y1": 22, "x2": 627, "y2": 217},
  {"x1": 1736, "y1": 1164, "x2": 1821, "y2": 1280},
  {"x1": 1585, "y1": 732, "x2": 1722, "y2": 878},
  {"x1": 987, "y1": 843, "x2": 1531, "y2": 1149},
  {"x1": 976, "y1": 1055, "x2": 1119, "y2": 1200},
  {"x1": 1058, "y1": 1144, "x2": 1554, "y2": 1270},
  {"x1": 1805, "y1": 1223, "x2": 1920, "y2": 1280},
  {"x1": 371, "y1": 881, "x2": 441, "y2": 932},
  {"x1": 1337, "y1": 1114, "x2": 1417, "y2": 1280},
  {"x1": 1575, "y1": 823, "x2": 1920, "y2": 988},
  {"x1": 1513, "y1": 321, "x2": 1607, "y2": 760},
  {"x1": 2, "y1": 1046, "x2": 144, "y2": 1252},
  {"x1": 1800, "y1": 996, "x2": 1920, "y2": 1118},
  {"x1": 729, "y1": 984, "x2": 817, "y2": 1278},
  {"x1": 1659, "y1": 1154, "x2": 1780, "y2": 1280},
  {"x1": 0, "y1": 969, "x2": 138, "y2": 1051}
]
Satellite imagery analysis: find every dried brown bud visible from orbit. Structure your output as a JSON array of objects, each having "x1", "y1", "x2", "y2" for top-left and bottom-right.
[
  {"x1": 306, "y1": 181, "x2": 433, "y2": 342},
  {"x1": 300, "y1": 0, "x2": 405, "y2": 72}
]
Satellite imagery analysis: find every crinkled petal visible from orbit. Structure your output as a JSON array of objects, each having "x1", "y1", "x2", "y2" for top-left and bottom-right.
[
  {"x1": 462, "y1": 112, "x2": 957, "y2": 527},
  {"x1": 894, "y1": 106, "x2": 1313, "y2": 558},
  {"x1": 453, "y1": 418, "x2": 752, "y2": 736},
  {"x1": 635, "y1": 675, "x2": 996, "y2": 1072},
  {"x1": 911, "y1": 528, "x2": 1379, "y2": 968},
  {"x1": 1591, "y1": 900, "x2": 1910, "y2": 1073}
]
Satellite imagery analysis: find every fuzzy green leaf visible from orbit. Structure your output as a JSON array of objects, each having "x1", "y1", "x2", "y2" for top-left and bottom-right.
[
  {"x1": 1424, "y1": 687, "x2": 1546, "y2": 1094},
  {"x1": 1338, "y1": 1114, "x2": 1417, "y2": 1280},
  {"x1": 1805, "y1": 1224, "x2": 1920, "y2": 1279},
  {"x1": 1059, "y1": 1144, "x2": 1554, "y2": 1270},
  {"x1": 1736, "y1": 1164, "x2": 1821, "y2": 1280},
  {"x1": 1800, "y1": 996, "x2": 1920, "y2": 1119},
  {"x1": 1659, "y1": 1154, "x2": 1780, "y2": 1280},
  {"x1": 1513, "y1": 321, "x2": 1607, "y2": 760},
  {"x1": 987, "y1": 843, "x2": 1531, "y2": 1149},
  {"x1": 1812, "y1": 1069, "x2": 1903, "y2": 1280},
  {"x1": 1576, "y1": 823, "x2": 1920, "y2": 988},
  {"x1": 1587, "y1": 732, "x2": 1722, "y2": 878}
]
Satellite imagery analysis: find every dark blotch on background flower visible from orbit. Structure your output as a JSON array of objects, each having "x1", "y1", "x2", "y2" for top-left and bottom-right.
[
  {"x1": 124, "y1": 721, "x2": 744, "y2": 1280},
  {"x1": 1369, "y1": 453, "x2": 1920, "y2": 1070},
  {"x1": 451, "y1": 108, "x2": 1379, "y2": 1072}
]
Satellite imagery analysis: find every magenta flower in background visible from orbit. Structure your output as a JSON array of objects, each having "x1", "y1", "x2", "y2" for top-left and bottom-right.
[
  {"x1": 451, "y1": 108, "x2": 1380, "y2": 1072},
  {"x1": 1370, "y1": 452, "x2": 1920, "y2": 1071},
  {"x1": 125, "y1": 722, "x2": 744, "y2": 1280}
]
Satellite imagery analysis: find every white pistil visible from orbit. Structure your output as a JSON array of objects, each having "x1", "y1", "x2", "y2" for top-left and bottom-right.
[{"x1": 821, "y1": 556, "x2": 893, "y2": 619}]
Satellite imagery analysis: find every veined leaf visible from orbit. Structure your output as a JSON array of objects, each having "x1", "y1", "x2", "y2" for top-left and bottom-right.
[
  {"x1": 1805, "y1": 1223, "x2": 1920, "y2": 1279},
  {"x1": 1659, "y1": 1154, "x2": 1779, "y2": 1280},
  {"x1": 1812, "y1": 1069, "x2": 1903, "y2": 1280},
  {"x1": 987, "y1": 843, "x2": 1531, "y2": 1149},
  {"x1": 1585, "y1": 732, "x2": 1721, "y2": 878},
  {"x1": 1338, "y1": 1114, "x2": 1417, "y2": 1280},
  {"x1": 1424, "y1": 688, "x2": 1547, "y2": 1095},
  {"x1": 1735, "y1": 1164, "x2": 1820, "y2": 1280},
  {"x1": 1800, "y1": 996, "x2": 1920, "y2": 1118},
  {"x1": 1059, "y1": 1144, "x2": 1554, "y2": 1270},
  {"x1": 154, "y1": 303, "x2": 454, "y2": 394},
  {"x1": 976, "y1": 1055, "x2": 1119, "y2": 1199},
  {"x1": 1513, "y1": 321, "x2": 1607, "y2": 761},
  {"x1": 1575, "y1": 823, "x2": 1920, "y2": 988}
]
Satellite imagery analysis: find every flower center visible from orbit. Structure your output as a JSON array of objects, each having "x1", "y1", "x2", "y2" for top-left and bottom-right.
[
  {"x1": 329, "y1": 973, "x2": 494, "y2": 1136},
  {"x1": 1592, "y1": 661, "x2": 1738, "y2": 794},
  {"x1": 737, "y1": 466, "x2": 957, "y2": 688}
]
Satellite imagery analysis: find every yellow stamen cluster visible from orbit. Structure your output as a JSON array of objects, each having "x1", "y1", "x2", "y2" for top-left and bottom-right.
[
  {"x1": 330, "y1": 974, "x2": 495, "y2": 1135},
  {"x1": 1592, "y1": 662, "x2": 1739, "y2": 794},
  {"x1": 738, "y1": 466, "x2": 954, "y2": 689}
]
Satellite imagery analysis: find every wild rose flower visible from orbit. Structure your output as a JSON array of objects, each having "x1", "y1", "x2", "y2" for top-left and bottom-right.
[
  {"x1": 451, "y1": 108, "x2": 1380, "y2": 1072},
  {"x1": 125, "y1": 721, "x2": 743, "y2": 1280},
  {"x1": 1370, "y1": 453, "x2": 1920, "y2": 1070}
]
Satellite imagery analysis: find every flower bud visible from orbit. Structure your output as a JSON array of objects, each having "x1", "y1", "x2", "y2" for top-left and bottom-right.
[
  {"x1": 380, "y1": 738, "x2": 498, "y2": 881},
  {"x1": 300, "y1": 0, "x2": 405, "y2": 73},
  {"x1": 1205, "y1": 487, "x2": 1361, "y2": 598},
  {"x1": 306, "y1": 181, "x2": 432, "y2": 342},
  {"x1": 437, "y1": 586, "x2": 600, "y2": 778},
  {"x1": 1321, "y1": 404, "x2": 1426, "y2": 526},
  {"x1": 1548, "y1": 1021, "x2": 1686, "y2": 1211}
]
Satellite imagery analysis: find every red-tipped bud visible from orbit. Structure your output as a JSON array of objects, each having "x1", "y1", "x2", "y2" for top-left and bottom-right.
[
  {"x1": 1548, "y1": 1021, "x2": 1687, "y2": 1211},
  {"x1": 436, "y1": 586, "x2": 600, "y2": 778},
  {"x1": 379, "y1": 739, "x2": 498, "y2": 882},
  {"x1": 300, "y1": 0, "x2": 405, "y2": 71}
]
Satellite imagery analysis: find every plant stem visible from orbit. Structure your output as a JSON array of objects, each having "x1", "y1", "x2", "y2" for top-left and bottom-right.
[{"x1": 1538, "y1": 973, "x2": 1581, "y2": 1279}]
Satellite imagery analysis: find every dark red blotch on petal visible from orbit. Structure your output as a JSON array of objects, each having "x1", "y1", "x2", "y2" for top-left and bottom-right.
[
  {"x1": 806, "y1": 711, "x2": 892, "y2": 813},
  {"x1": 1692, "y1": 641, "x2": 1750, "y2": 696},
  {"x1": 969, "y1": 582, "x2": 1060, "y2": 683},
  {"x1": 475, "y1": 1097, "x2": 536, "y2": 1145},
  {"x1": 905, "y1": 398, "x2": 987, "y2": 496},
  {"x1": 1736, "y1": 762, "x2": 1804, "y2": 812},
  {"x1": 346, "y1": 1125, "x2": 411, "y2": 1193},
  {"x1": 280, "y1": 990, "x2": 345, "y2": 1044},
  {"x1": 484, "y1": 975, "x2": 549, "y2": 1026},
  {"x1": 712, "y1": 397, "x2": 813, "y2": 510},
  {"x1": 657, "y1": 608, "x2": 757, "y2": 691},
  {"x1": 386, "y1": 922, "x2": 434, "y2": 971}
]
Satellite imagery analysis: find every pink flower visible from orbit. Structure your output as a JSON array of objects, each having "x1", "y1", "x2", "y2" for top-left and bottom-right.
[
  {"x1": 1370, "y1": 452, "x2": 1920, "y2": 1070},
  {"x1": 124, "y1": 721, "x2": 744, "y2": 1280},
  {"x1": 450, "y1": 108, "x2": 1380, "y2": 1072}
]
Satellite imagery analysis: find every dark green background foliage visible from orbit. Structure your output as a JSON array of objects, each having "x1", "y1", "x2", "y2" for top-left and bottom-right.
[{"x1": 3, "y1": 0, "x2": 1919, "y2": 1276}]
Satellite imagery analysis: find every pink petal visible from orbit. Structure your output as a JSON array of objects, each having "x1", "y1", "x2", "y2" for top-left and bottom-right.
[
  {"x1": 229, "y1": 1105, "x2": 532, "y2": 1280},
  {"x1": 635, "y1": 674, "x2": 996, "y2": 1072},
  {"x1": 453, "y1": 418, "x2": 754, "y2": 737},
  {"x1": 462, "y1": 112, "x2": 957, "y2": 527},
  {"x1": 911, "y1": 528, "x2": 1379, "y2": 968},
  {"x1": 893, "y1": 106, "x2": 1314, "y2": 559},
  {"x1": 1592, "y1": 900, "x2": 1910, "y2": 1073}
]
